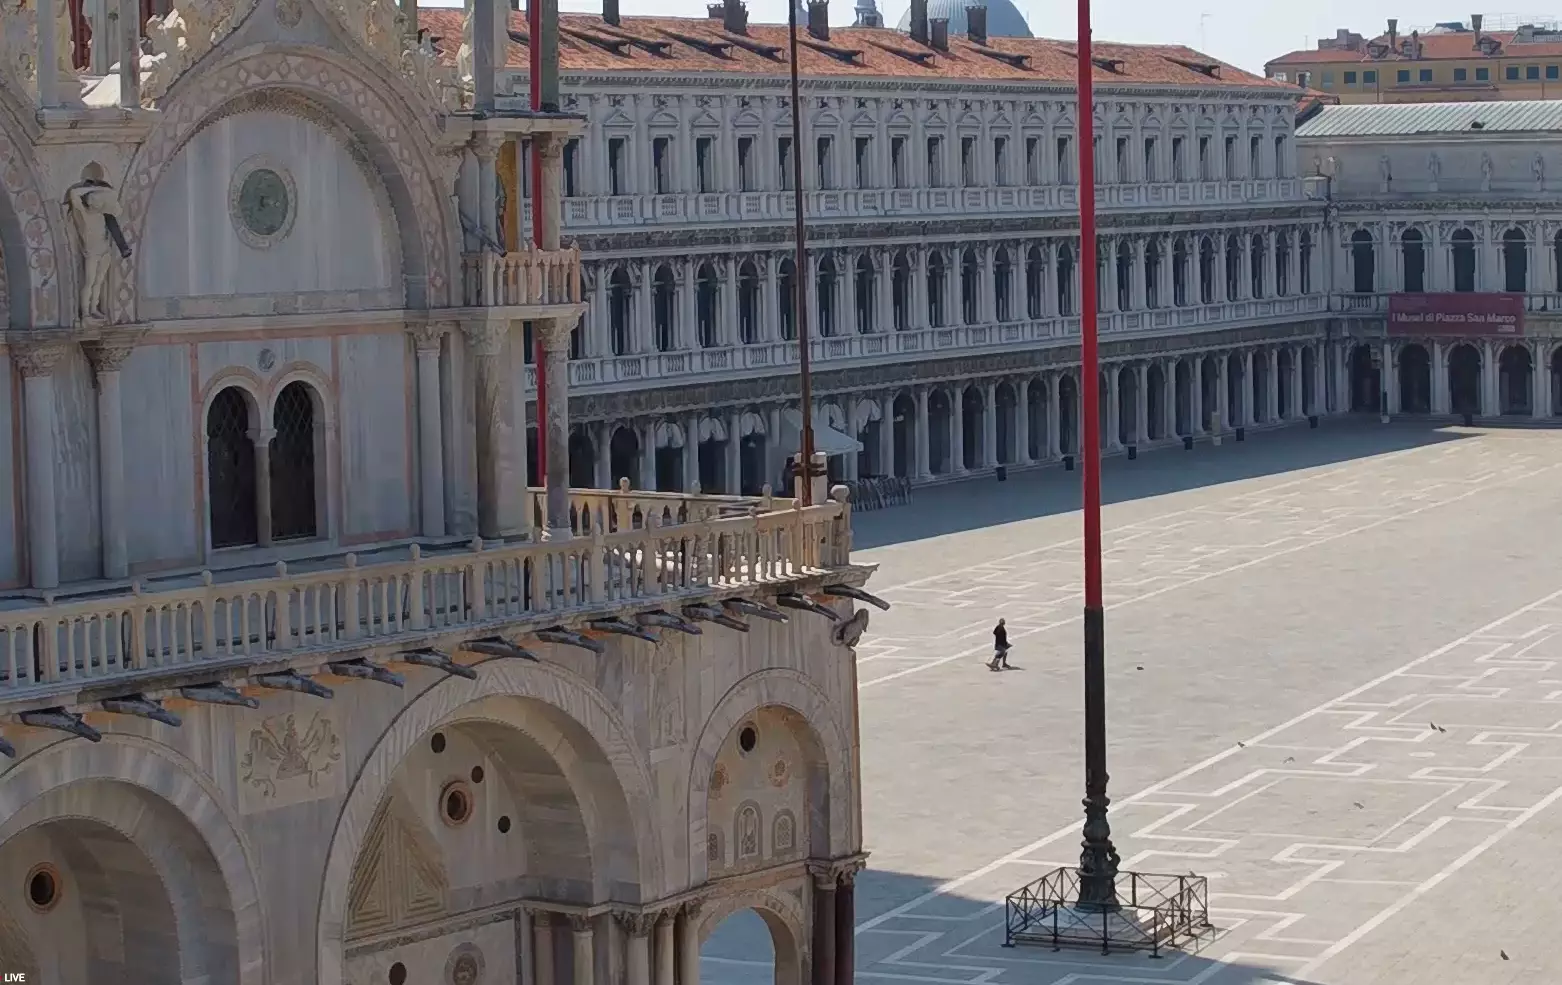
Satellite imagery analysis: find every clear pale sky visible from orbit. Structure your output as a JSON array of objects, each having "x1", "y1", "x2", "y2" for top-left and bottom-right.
[{"x1": 429, "y1": 2, "x2": 1533, "y2": 75}]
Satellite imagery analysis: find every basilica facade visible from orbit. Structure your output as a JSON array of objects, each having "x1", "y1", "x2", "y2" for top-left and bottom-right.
[{"x1": 0, "y1": 1, "x2": 871, "y2": 984}]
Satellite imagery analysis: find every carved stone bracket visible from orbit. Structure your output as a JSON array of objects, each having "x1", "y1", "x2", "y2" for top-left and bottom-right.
[{"x1": 14, "y1": 341, "x2": 69, "y2": 379}]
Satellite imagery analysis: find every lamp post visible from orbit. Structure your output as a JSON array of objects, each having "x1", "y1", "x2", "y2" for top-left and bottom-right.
[{"x1": 1073, "y1": 0, "x2": 1121, "y2": 911}]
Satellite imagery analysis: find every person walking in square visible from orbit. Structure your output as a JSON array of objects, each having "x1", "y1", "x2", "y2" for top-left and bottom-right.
[{"x1": 989, "y1": 618, "x2": 1011, "y2": 670}]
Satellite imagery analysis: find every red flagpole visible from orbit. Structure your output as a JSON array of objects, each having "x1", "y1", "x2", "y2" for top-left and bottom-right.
[
  {"x1": 529, "y1": 0, "x2": 549, "y2": 484},
  {"x1": 1074, "y1": 0, "x2": 1120, "y2": 909}
]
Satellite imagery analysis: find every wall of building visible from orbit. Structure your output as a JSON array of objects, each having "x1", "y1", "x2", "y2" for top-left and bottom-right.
[{"x1": 0, "y1": 351, "x2": 18, "y2": 589}]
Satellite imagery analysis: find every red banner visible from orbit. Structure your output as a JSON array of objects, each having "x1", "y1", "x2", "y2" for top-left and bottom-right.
[{"x1": 1387, "y1": 293, "x2": 1525, "y2": 337}]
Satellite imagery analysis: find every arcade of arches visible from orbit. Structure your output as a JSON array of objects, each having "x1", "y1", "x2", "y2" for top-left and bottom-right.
[
  {"x1": 569, "y1": 340, "x2": 1331, "y2": 494},
  {"x1": 1345, "y1": 337, "x2": 1562, "y2": 418}
]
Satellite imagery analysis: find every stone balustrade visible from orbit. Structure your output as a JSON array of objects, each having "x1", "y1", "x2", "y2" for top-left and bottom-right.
[
  {"x1": 529, "y1": 482, "x2": 791, "y2": 533},
  {"x1": 543, "y1": 178, "x2": 1307, "y2": 231},
  {"x1": 462, "y1": 247, "x2": 583, "y2": 308},
  {"x1": 1335, "y1": 291, "x2": 1562, "y2": 315},
  {"x1": 0, "y1": 496, "x2": 849, "y2": 702}
]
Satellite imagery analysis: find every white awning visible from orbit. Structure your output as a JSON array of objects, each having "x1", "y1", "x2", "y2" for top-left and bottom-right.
[{"x1": 780, "y1": 409, "x2": 862, "y2": 457}]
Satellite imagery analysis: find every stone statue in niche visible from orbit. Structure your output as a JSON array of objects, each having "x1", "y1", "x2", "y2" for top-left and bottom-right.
[
  {"x1": 1427, "y1": 152, "x2": 1441, "y2": 190},
  {"x1": 1481, "y1": 152, "x2": 1494, "y2": 191},
  {"x1": 736, "y1": 803, "x2": 761, "y2": 860},
  {"x1": 1377, "y1": 154, "x2": 1391, "y2": 191},
  {"x1": 1534, "y1": 153, "x2": 1545, "y2": 189},
  {"x1": 66, "y1": 175, "x2": 132, "y2": 325}
]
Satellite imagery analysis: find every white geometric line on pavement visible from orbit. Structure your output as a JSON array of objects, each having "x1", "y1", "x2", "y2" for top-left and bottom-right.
[
  {"x1": 859, "y1": 461, "x2": 1558, "y2": 689},
  {"x1": 855, "y1": 580, "x2": 1562, "y2": 961}
]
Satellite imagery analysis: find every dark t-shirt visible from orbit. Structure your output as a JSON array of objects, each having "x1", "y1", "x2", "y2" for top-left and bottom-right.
[{"x1": 994, "y1": 624, "x2": 1009, "y2": 649}]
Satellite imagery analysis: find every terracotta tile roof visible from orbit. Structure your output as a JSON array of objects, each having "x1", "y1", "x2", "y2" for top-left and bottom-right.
[
  {"x1": 1269, "y1": 30, "x2": 1562, "y2": 66},
  {"x1": 416, "y1": 10, "x2": 1291, "y2": 90}
]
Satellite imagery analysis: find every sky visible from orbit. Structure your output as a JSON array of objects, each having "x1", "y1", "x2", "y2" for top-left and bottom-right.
[{"x1": 423, "y1": 2, "x2": 1555, "y2": 75}]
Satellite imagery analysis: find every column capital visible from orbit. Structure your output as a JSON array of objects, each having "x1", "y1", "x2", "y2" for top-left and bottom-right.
[
  {"x1": 680, "y1": 899, "x2": 704, "y2": 921},
  {"x1": 613, "y1": 909, "x2": 659, "y2": 938},
  {"x1": 471, "y1": 131, "x2": 506, "y2": 161},
  {"x1": 248, "y1": 428, "x2": 277, "y2": 445},
  {"x1": 411, "y1": 321, "x2": 453, "y2": 355},
  {"x1": 526, "y1": 908, "x2": 554, "y2": 927},
  {"x1": 82, "y1": 328, "x2": 147, "y2": 378},
  {"x1": 539, "y1": 316, "x2": 575, "y2": 353},
  {"x1": 463, "y1": 320, "x2": 508, "y2": 358},
  {"x1": 566, "y1": 912, "x2": 594, "y2": 934},
  {"x1": 14, "y1": 341, "x2": 69, "y2": 379}
]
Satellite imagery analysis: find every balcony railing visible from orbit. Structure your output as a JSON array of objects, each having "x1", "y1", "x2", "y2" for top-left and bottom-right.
[
  {"x1": 461, "y1": 247, "x2": 582, "y2": 308},
  {"x1": 543, "y1": 178, "x2": 1305, "y2": 231},
  {"x1": 525, "y1": 294, "x2": 1328, "y2": 392},
  {"x1": 0, "y1": 494, "x2": 848, "y2": 701},
  {"x1": 1335, "y1": 291, "x2": 1562, "y2": 314}
]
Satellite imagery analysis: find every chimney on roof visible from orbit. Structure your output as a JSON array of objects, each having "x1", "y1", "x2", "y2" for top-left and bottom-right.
[
  {"x1": 707, "y1": 3, "x2": 723, "y2": 16},
  {"x1": 603, "y1": 0, "x2": 619, "y2": 26},
  {"x1": 930, "y1": 16, "x2": 948, "y2": 49},
  {"x1": 724, "y1": 0, "x2": 748, "y2": 33},
  {"x1": 1386, "y1": 18, "x2": 1397, "y2": 52},
  {"x1": 909, "y1": 0, "x2": 928, "y2": 44},
  {"x1": 807, "y1": 0, "x2": 829, "y2": 39},
  {"x1": 966, "y1": 4, "x2": 987, "y2": 45},
  {"x1": 1410, "y1": 29, "x2": 1420, "y2": 58},
  {"x1": 1471, "y1": 12, "x2": 1483, "y2": 43}
]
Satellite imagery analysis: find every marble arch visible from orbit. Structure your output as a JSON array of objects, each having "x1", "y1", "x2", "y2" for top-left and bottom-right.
[
  {"x1": 316, "y1": 658, "x2": 663, "y2": 985},
  {"x1": 112, "y1": 44, "x2": 459, "y2": 323},
  {"x1": 694, "y1": 885, "x2": 806, "y2": 984},
  {"x1": 0, "y1": 108, "x2": 63, "y2": 328},
  {"x1": 686, "y1": 668, "x2": 854, "y2": 886},
  {"x1": 0, "y1": 736, "x2": 266, "y2": 984}
]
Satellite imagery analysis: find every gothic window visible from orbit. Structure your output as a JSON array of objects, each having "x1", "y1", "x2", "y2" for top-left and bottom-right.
[
  {"x1": 1250, "y1": 232, "x2": 1266, "y2": 298},
  {"x1": 1056, "y1": 244, "x2": 1075, "y2": 316},
  {"x1": 927, "y1": 251, "x2": 947, "y2": 327},
  {"x1": 207, "y1": 387, "x2": 257, "y2": 549},
  {"x1": 696, "y1": 263, "x2": 719, "y2": 348},
  {"x1": 1173, "y1": 238, "x2": 1189, "y2": 306},
  {"x1": 892, "y1": 251, "x2": 911, "y2": 330},
  {"x1": 270, "y1": 382, "x2": 320, "y2": 542},
  {"x1": 1025, "y1": 246, "x2": 1044, "y2": 318},
  {"x1": 653, "y1": 264, "x2": 676, "y2": 351},
  {"x1": 738, "y1": 261, "x2": 760, "y2": 343},
  {"x1": 855, "y1": 254, "x2": 875, "y2": 334},
  {"x1": 1199, "y1": 236, "x2": 1216, "y2": 304},
  {"x1": 1145, "y1": 237, "x2": 1161, "y2": 308},
  {"x1": 993, "y1": 248, "x2": 1012, "y2": 321},
  {"x1": 735, "y1": 802, "x2": 762, "y2": 861},
  {"x1": 817, "y1": 256, "x2": 838, "y2": 337},
  {"x1": 1400, "y1": 229, "x2": 1424, "y2": 293},
  {"x1": 1350, "y1": 230, "x2": 1375, "y2": 294},
  {"x1": 960, "y1": 248, "x2": 980, "y2": 324},
  {"x1": 778, "y1": 259, "x2": 797, "y2": 340},
  {"x1": 1503, "y1": 227, "x2": 1528, "y2": 293},
  {"x1": 1116, "y1": 240, "x2": 1132, "y2": 310},
  {"x1": 609, "y1": 268, "x2": 632, "y2": 355},
  {"x1": 707, "y1": 829, "x2": 723, "y2": 866},
  {"x1": 1299, "y1": 230, "x2": 1313, "y2": 294},
  {"x1": 772, "y1": 809, "x2": 797, "y2": 854},
  {"x1": 1276, "y1": 231, "x2": 1291, "y2": 296},
  {"x1": 1225, "y1": 233, "x2": 1241, "y2": 299},
  {"x1": 1451, "y1": 229, "x2": 1476, "y2": 292}
]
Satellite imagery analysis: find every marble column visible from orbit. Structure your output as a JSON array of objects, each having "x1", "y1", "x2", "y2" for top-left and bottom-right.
[
  {"x1": 639, "y1": 422, "x2": 657, "y2": 490},
  {"x1": 1104, "y1": 367, "x2": 1121, "y2": 449},
  {"x1": 834, "y1": 869, "x2": 857, "y2": 985},
  {"x1": 569, "y1": 915, "x2": 594, "y2": 985},
  {"x1": 1241, "y1": 350, "x2": 1256, "y2": 426},
  {"x1": 539, "y1": 134, "x2": 565, "y2": 250},
  {"x1": 951, "y1": 387, "x2": 966, "y2": 473},
  {"x1": 117, "y1": 0, "x2": 141, "y2": 107},
  {"x1": 1266, "y1": 348, "x2": 1280, "y2": 422},
  {"x1": 914, "y1": 388, "x2": 930, "y2": 478},
  {"x1": 541, "y1": 318, "x2": 574, "y2": 534},
  {"x1": 876, "y1": 398, "x2": 894, "y2": 478},
  {"x1": 654, "y1": 912, "x2": 676, "y2": 985},
  {"x1": 682, "y1": 414, "x2": 700, "y2": 492},
  {"x1": 465, "y1": 321, "x2": 508, "y2": 539},
  {"x1": 726, "y1": 411, "x2": 743, "y2": 493},
  {"x1": 1015, "y1": 379, "x2": 1031, "y2": 464},
  {"x1": 982, "y1": 381, "x2": 998, "y2": 467},
  {"x1": 1213, "y1": 355, "x2": 1228, "y2": 438},
  {"x1": 1161, "y1": 359, "x2": 1177, "y2": 439},
  {"x1": 1382, "y1": 341, "x2": 1397, "y2": 415},
  {"x1": 85, "y1": 339, "x2": 135, "y2": 580},
  {"x1": 1191, "y1": 357, "x2": 1205, "y2": 434},
  {"x1": 532, "y1": 912, "x2": 555, "y2": 985},
  {"x1": 18, "y1": 344, "x2": 65, "y2": 589},
  {"x1": 617, "y1": 913, "x2": 654, "y2": 985},
  {"x1": 677, "y1": 904, "x2": 701, "y2": 985},
  {"x1": 474, "y1": 135, "x2": 502, "y2": 244},
  {"x1": 251, "y1": 427, "x2": 275, "y2": 548},
  {"x1": 412, "y1": 325, "x2": 448, "y2": 537},
  {"x1": 1046, "y1": 374, "x2": 1062, "y2": 458},
  {"x1": 812, "y1": 869, "x2": 837, "y2": 985},
  {"x1": 1133, "y1": 362, "x2": 1149, "y2": 445},
  {"x1": 1289, "y1": 346, "x2": 1303, "y2": 419},
  {"x1": 595, "y1": 424, "x2": 613, "y2": 488},
  {"x1": 1317, "y1": 344, "x2": 1332, "y2": 417}
]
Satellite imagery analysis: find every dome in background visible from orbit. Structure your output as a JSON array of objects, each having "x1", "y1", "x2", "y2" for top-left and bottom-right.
[{"x1": 896, "y1": 0, "x2": 1034, "y2": 39}]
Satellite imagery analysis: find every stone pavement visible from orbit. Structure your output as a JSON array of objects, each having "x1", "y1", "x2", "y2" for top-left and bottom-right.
[{"x1": 703, "y1": 422, "x2": 1562, "y2": 984}]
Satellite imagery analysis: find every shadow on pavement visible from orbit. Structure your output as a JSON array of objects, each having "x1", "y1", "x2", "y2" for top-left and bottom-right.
[
  {"x1": 702, "y1": 866, "x2": 1327, "y2": 985},
  {"x1": 852, "y1": 418, "x2": 1471, "y2": 550}
]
